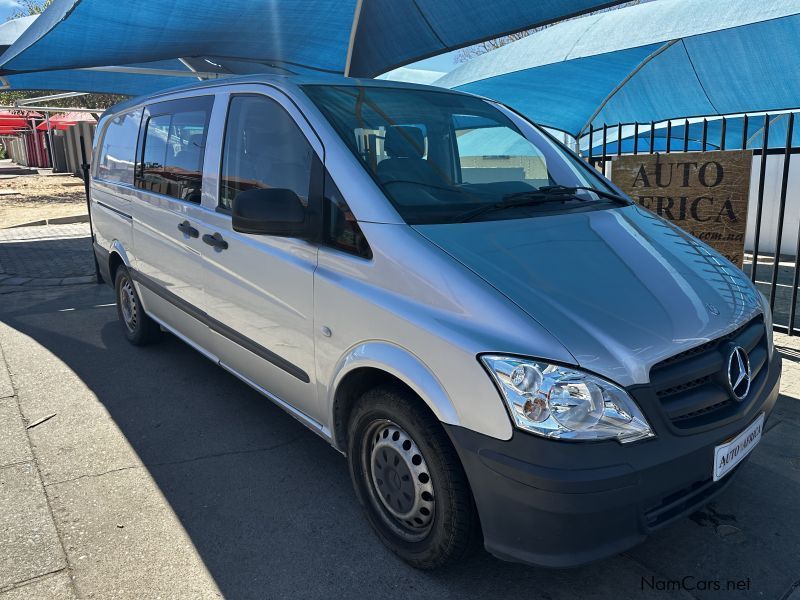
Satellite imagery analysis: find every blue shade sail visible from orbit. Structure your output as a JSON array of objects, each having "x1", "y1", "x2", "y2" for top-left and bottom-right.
[
  {"x1": 347, "y1": 0, "x2": 633, "y2": 77},
  {"x1": 0, "y1": 15, "x2": 210, "y2": 95},
  {"x1": 0, "y1": 0, "x2": 629, "y2": 82},
  {"x1": 1, "y1": 60, "x2": 200, "y2": 96},
  {"x1": 437, "y1": 0, "x2": 800, "y2": 136},
  {"x1": 0, "y1": 0, "x2": 355, "y2": 74}
]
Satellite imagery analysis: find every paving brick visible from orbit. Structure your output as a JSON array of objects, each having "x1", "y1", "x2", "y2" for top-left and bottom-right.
[
  {"x1": 27, "y1": 278, "x2": 64, "y2": 288},
  {"x1": 0, "y1": 463, "x2": 66, "y2": 588},
  {"x1": 0, "y1": 277, "x2": 31, "y2": 286},
  {"x1": 0, "y1": 224, "x2": 94, "y2": 289},
  {"x1": 59, "y1": 276, "x2": 95, "y2": 286},
  {"x1": 0, "y1": 572, "x2": 76, "y2": 600},
  {"x1": 0, "y1": 351, "x2": 11, "y2": 400},
  {"x1": 0, "y1": 401, "x2": 31, "y2": 468}
]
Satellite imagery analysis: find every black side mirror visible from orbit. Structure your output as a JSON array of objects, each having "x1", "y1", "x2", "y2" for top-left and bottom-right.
[{"x1": 232, "y1": 188, "x2": 308, "y2": 237}]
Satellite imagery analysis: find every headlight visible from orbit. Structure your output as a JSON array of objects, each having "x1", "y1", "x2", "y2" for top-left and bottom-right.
[
  {"x1": 481, "y1": 355, "x2": 654, "y2": 443},
  {"x1": 758, "y1": 292, "x2": 774, "y2": 360}
]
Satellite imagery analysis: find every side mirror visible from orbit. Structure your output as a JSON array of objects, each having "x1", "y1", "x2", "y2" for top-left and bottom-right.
[{"x1": 232, "y1": 188, "x2": 308, "y2": 237}]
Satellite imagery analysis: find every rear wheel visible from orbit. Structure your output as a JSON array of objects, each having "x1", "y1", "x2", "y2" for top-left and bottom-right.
[
  {"x1": 347, "y1": 384, "x2": 479, "y2": 569},
  {"x1": 114, "y1": 265, "x2": 161, "y2": 345}
]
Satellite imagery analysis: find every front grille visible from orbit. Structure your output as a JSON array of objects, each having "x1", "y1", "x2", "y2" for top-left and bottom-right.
[{"x1": 648, "y1": 316, "x2": 767, "y2": 429}]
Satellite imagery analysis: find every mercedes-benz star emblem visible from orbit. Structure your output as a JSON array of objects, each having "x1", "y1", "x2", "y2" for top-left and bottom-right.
[{"x1": 727, "y1": 346, "x2": 751, "y2": 400}]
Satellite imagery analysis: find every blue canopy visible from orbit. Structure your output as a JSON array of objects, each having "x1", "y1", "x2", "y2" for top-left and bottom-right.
[
  {"x1": 0, "y1": 0, "x2": 628, "y2": 87},
  {"x1": 346, "y1": 0, "x2": 628, "y2": 77},
  {"x1": 0, "y1": 60, "x2": 204, "y2": 97},
  {"x1": 0, "y1": 15, "x2": 210, "y2": 96},
  {"x1": 437, "y1": 0, "x2": 800, "y2": 136}
]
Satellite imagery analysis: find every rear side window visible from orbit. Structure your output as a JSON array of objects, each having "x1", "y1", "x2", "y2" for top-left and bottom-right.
[
  {"x1": 96, "y1": 109, "x2": 142, "y2": 184},
  {"x1": 136, "y1": 96, "x2": 213, "y2": 203},
  {"x1": 219, "y1": 95, "x2": 313, "y2": 211}
]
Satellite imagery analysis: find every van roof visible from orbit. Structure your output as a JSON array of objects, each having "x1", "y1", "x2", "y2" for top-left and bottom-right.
[{"x1": 103, "y1": 73, "x2": 473, "y2": 117}]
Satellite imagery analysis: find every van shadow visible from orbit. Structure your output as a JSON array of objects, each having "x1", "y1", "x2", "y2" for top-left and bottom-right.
[
  {"x1": 1, "y1": 281, "x2": 798, "y2": 599},
  {"x1": 0, "y1": 235, "x2": 94, "y2": 280}
]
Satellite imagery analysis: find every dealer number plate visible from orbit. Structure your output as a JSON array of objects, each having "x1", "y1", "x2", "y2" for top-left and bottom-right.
[{"x1": 713, "y1": 413, "x2": 764, "y2": 482}]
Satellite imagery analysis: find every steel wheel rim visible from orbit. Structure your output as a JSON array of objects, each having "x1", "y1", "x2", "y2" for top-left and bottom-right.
[
  {"x1": 119, "y1": 276, "x2": 138, "y2": 333},
  {"x1": 362, "y1": 419, "x2": 435, "y2": 541}
]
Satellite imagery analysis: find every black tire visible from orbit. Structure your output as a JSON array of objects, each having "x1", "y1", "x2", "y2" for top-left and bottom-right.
[
  {"x1": 347, "y1": 384, "x2": 480, "y2": 569},
  {"x1": 114, "y1": 265, "x2": 161, "y2": 346}
]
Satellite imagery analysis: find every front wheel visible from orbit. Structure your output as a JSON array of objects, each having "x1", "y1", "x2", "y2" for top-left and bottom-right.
[
  {"x1": 347, "y1": 385, "x2": 479, "y2": 569},
  {"x1": 114, "y1": 265, "x2": 161, "y2": 346}
]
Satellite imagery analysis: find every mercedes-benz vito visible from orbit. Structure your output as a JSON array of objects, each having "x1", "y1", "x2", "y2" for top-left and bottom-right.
[{"x1": 90, "y1": 75, "x2": 781, "y2": 569}]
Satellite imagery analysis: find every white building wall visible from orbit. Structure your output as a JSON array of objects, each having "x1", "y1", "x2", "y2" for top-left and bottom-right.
[{"x1": 745, "y1": 154, "x2": 800, "y2": 257}]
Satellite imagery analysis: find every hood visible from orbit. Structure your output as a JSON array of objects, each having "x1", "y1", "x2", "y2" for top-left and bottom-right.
[{"x1": 414, "y1": 205, "x2": 761, "y2": 387}]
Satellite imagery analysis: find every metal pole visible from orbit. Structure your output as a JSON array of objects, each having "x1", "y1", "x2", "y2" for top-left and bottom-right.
[
  {"x1": 601, "y1": 123, "x2": 608, "y2": 172},
  {"x1": 15, "y1": 92, "x2": 88, "y2": 106},
  {"x1": 79, "y1": 135, "x2": 102, "y2": 283},
  {"x1": 0, "y1": 105, "x2": 102, "y2": 113},
  {"x1": 742, "y1": 115, "x2": 749, "y2": 150},
  {"x1": 751, "y1": 114, "x2": 771, "y2": 284},
  {"x1": 769, "y1": 112, "x2": 794, "y2": 311},
  {"x1": 616, "y1": 123, "x2": 622, "y2": 157},
  {"x1": 701, "y1": 119, "x2": 708, "y2": 151},
  {"x1": 683, "y1": 119, "x2": 689, "y2": 152},
  {"x1": 666, "y1": 120, "x2": 672, "y2": 153},
  {"x1": 633, "y1": 122, "x2": 639, "y2": 155},
  {"x1": 45, "y1": 113, "x2": 56, "y2": 172},
  {"x1": 720, "y1": 117, "x2": 727, "y2": 151},
  {"x1": 789, "y1": 218, "x2": 800, "y2": 336},
  {"x1": 649, "y1": 120, "x2": 655, "y2": 154}
]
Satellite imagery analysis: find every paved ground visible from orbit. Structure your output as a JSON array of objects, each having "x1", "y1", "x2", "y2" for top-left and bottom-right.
[
  {"x1": 1, "y1": 226, "x2": 800, "y2": 599},
  {"x1": 0, "y1": 224, "x2": 95, "y2": 292}
]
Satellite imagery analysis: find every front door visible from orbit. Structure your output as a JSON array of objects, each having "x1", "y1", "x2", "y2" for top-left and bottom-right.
[{"x1": 196, "y1": 91, "x2": 322, "y2": 425}]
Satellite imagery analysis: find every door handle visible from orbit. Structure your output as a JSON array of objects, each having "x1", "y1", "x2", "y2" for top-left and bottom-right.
[
  {"x1": 177, "y1": 220, "x2": 199, "y2": 238},
  {"x1": 202, "y1": 232, "x2": 229, "y2": 250}
]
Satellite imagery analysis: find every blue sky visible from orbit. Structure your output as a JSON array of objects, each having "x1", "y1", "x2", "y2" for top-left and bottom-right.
[
  {"x1": 412, "y1": 51, "x2": 460, "y2": 73},
  {"x1": 0, "y1": 0, "x2": 21, "y2": 22}
]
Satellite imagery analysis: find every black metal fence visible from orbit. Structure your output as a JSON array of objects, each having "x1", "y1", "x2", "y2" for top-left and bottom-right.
[{"x1": 583, "y1": 112, "x2": 800, "y2": 336}]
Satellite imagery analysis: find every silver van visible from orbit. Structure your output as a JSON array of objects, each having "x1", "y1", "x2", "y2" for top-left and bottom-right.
[{"x1": 90, "y1": 75, "x2": 781, "y2": 569}]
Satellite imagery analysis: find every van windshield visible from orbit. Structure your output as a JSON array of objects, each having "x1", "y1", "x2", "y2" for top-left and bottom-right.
[{"x1": 302, "y1": 84, "x2": 624, "y2": 225}]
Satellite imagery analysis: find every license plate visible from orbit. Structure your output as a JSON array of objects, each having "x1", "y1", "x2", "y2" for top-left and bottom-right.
[{"x1": 713, "y1": 413, "x2": 764, "y2": 481}]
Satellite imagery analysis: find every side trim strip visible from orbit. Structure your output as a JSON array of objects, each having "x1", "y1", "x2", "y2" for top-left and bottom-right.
[
  {"x1": 131, "y1": 269, "x2": 311, "y2": 383},
  {"x1": 95, "y1": 201, "x2": 132, "y2": 221}
]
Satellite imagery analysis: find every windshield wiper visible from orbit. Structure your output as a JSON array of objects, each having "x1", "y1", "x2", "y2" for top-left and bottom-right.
[
  {"x1": 454, "y1": 185, "x2": 628, "y2": 223},
  {"x1": 537, "y1": 185, "x2": 630, "y2": 204}
]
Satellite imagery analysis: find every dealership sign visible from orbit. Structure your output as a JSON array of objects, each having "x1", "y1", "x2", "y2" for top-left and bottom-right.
[{"x1": 610, "y1": 150, "x2": 753, "y2": 266}]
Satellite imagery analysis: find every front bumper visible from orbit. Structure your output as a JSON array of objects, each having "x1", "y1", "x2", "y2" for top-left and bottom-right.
[{"x1": 445, "y1": 353, "x2": 781, "y2": 568}]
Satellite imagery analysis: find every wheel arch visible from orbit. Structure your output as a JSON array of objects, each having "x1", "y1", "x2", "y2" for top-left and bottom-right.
[
  {"x1": 328, "y1": 341, "x2": 460, "y2": 453},
  {"x1": 108, "y1": 240, "x2": 132, "y2": 282}
]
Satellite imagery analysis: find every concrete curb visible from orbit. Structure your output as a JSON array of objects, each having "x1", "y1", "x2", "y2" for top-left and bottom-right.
[{"x1": 8, "y1": 215, "x2": 89, "y2": 229}]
